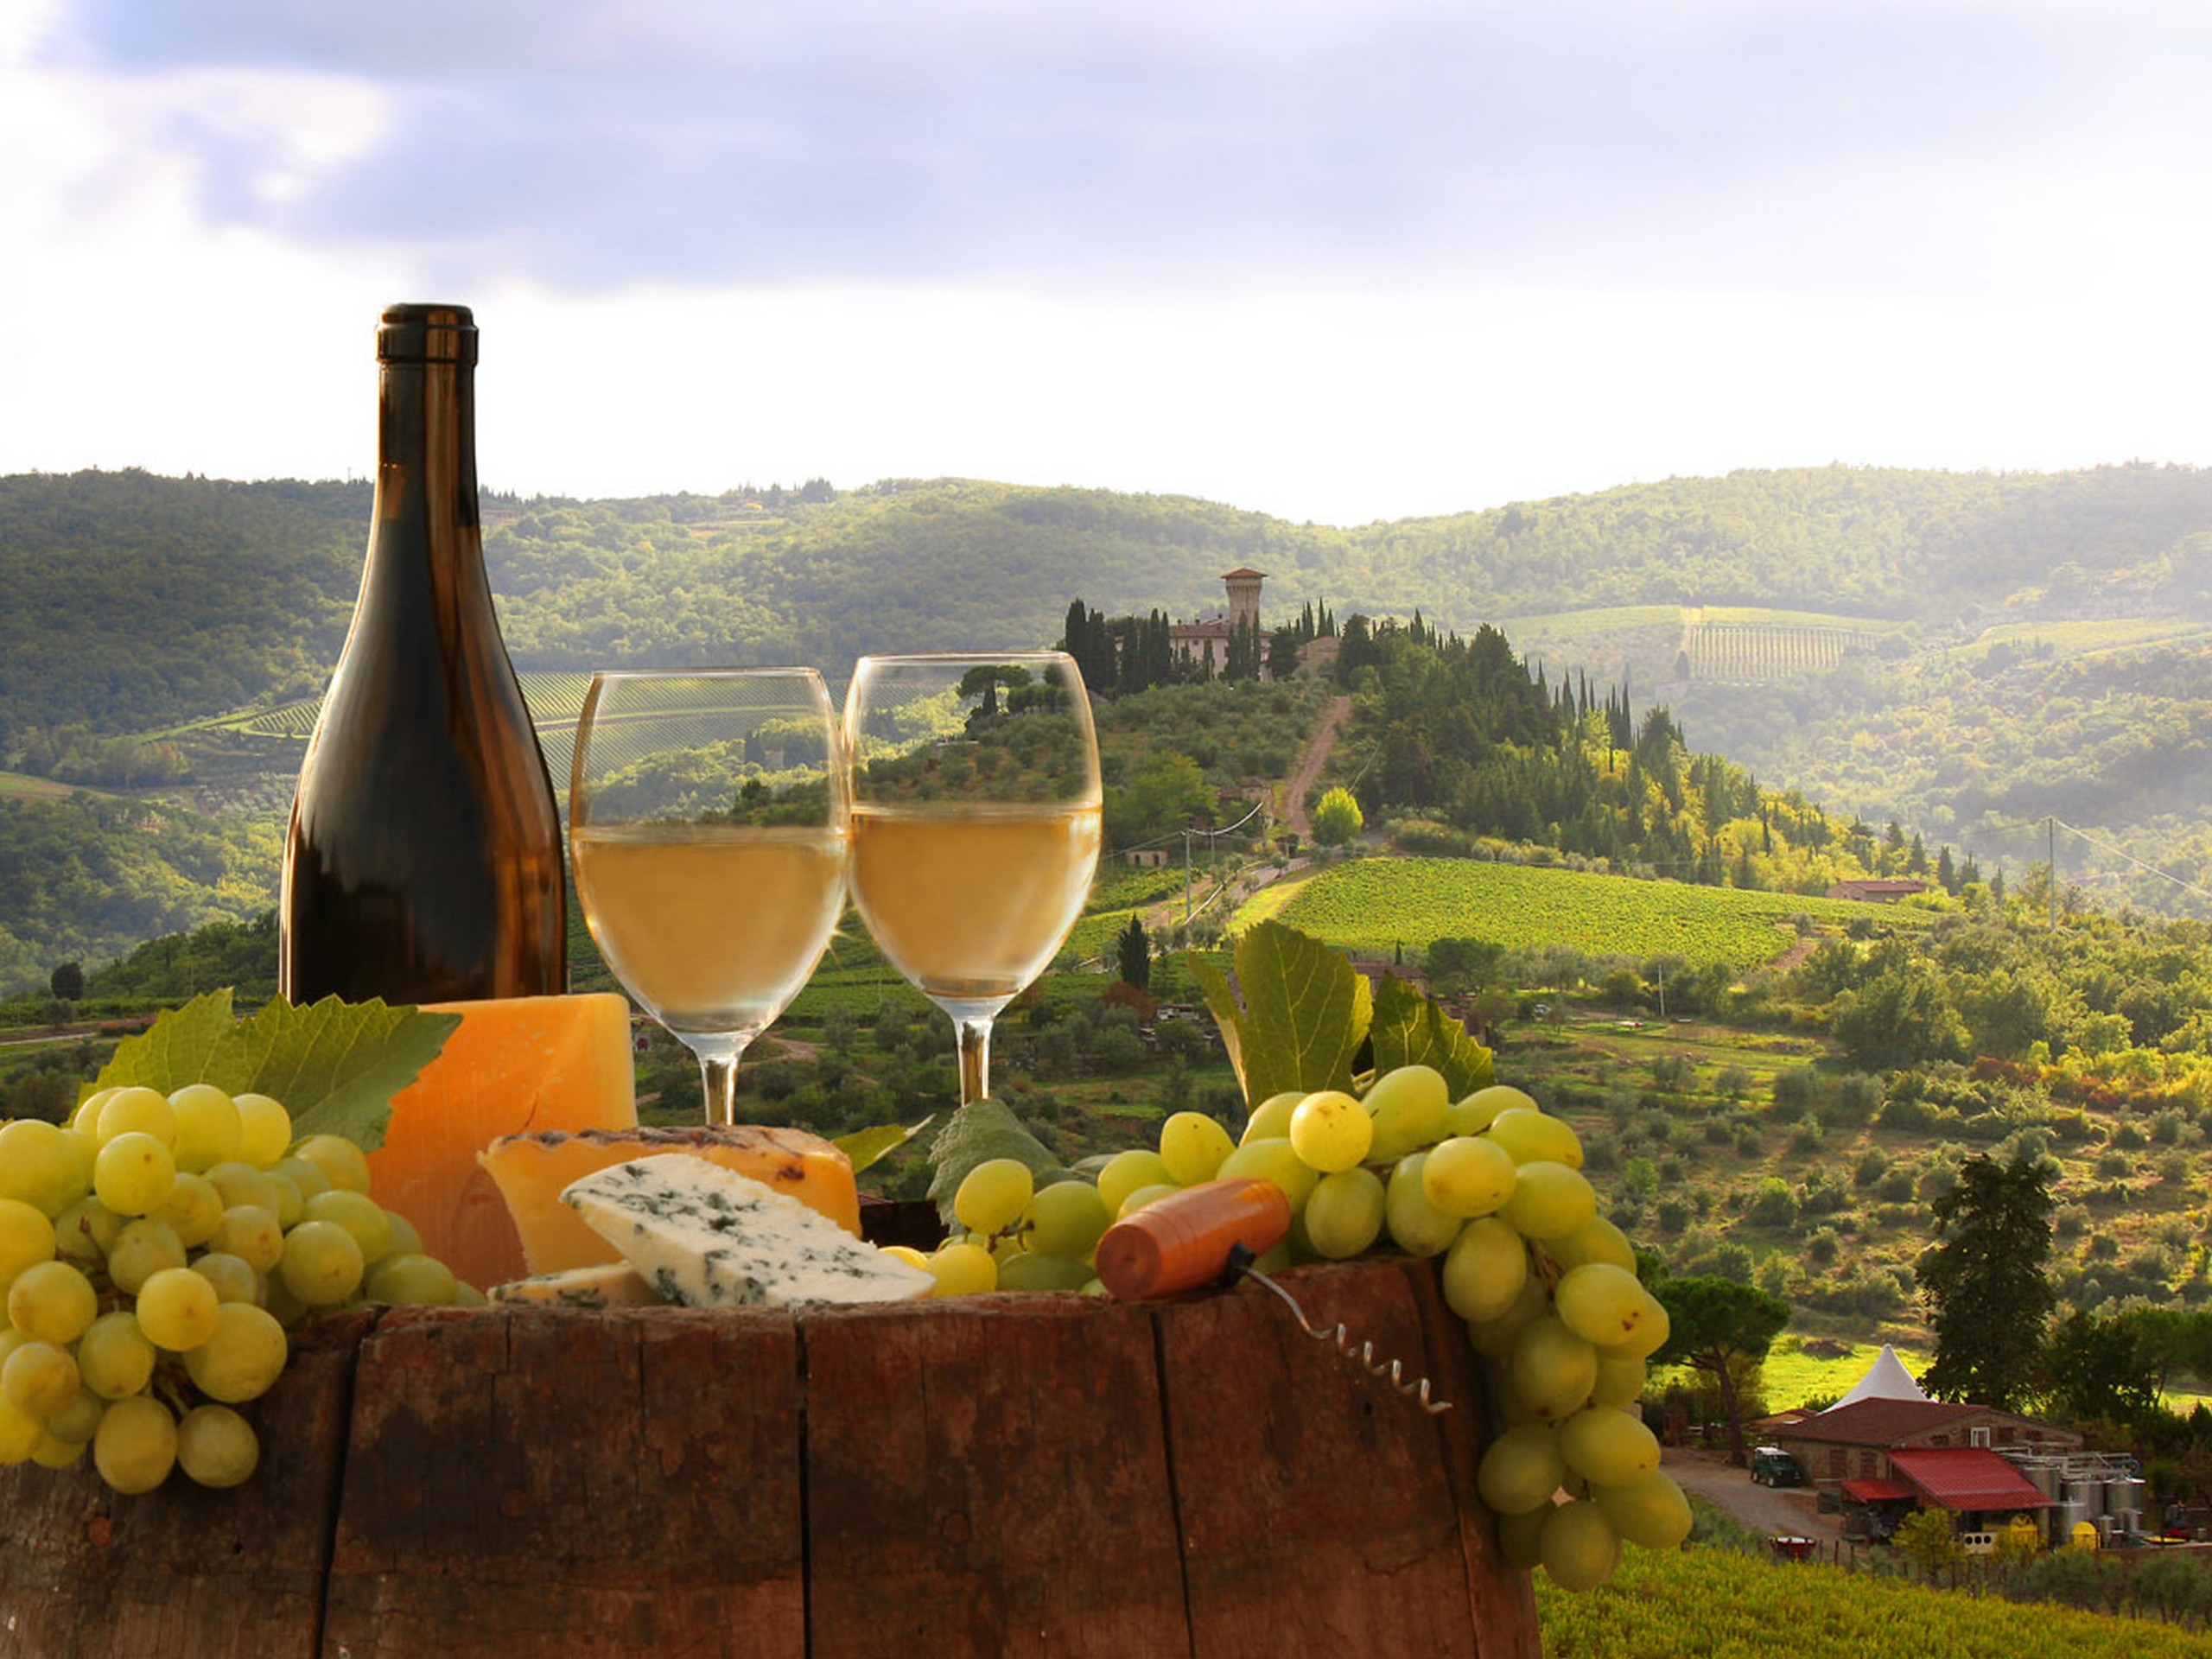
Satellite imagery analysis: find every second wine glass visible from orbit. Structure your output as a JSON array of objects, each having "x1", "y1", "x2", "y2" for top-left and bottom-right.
[
  {"x1": 570, "y1": 668, "x2": 848, "y2": 1127},
  {"x1": 844, "y1": 652, "x2": 1101, "y2": 1107}
]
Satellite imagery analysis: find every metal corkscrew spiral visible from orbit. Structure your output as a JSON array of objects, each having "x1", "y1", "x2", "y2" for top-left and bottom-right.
[{"x1": 1226, "y1": 1244, "x2": 1452, "y2": 1415}]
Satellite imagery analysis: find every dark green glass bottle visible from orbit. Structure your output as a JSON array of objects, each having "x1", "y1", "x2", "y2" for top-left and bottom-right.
[{"x1": 280, "y1": 303, "x2": 566, "y2": 1003}]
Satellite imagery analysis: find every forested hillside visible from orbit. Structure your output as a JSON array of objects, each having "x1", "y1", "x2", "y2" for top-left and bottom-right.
[{"x1": 7, "y1": 461, "x2": 2212, "y2": 982}]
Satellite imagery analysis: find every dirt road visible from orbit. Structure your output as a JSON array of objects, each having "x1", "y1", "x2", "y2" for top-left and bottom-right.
[
  {"x1": 1665, "y1": 1446, "x2": 1837, "y2": 1541},
  {"x1": 1284, "y1": 695, "x2": 1353, "y2": 839}
]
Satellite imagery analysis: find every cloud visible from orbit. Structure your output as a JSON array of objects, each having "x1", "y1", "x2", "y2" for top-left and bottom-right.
[{"x1": 37, "y1": 1, "x2": 2212, "y2": 296}]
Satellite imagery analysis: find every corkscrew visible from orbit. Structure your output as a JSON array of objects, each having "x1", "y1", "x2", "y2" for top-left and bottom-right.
[
  {"x1": 1227, "y1": 1243, "x2": 1453, "y2": 1416},
  {"x1": 1094, "y1": 1178, "x2": 1452, "y2": 1416}
]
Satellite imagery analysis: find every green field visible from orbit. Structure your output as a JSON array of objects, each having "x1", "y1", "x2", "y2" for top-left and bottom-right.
[{"x1": 1238, "y1": 857, "x2": 1918, "y2": 970}]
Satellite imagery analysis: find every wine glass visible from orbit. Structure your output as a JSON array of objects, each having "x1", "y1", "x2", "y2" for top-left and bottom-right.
[
  {"x1": 569, "y1": 668, "x2": 848, "y2": 1127},
  {"x1": 844, "y1": 651, "x2": 1102, "y2": 1106}
]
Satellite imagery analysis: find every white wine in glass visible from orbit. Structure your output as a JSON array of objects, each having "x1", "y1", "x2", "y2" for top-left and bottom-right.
[
  {"x1": 844, "y1": 652, "x2": 1101, "y2": 1106},
  {"x1": 570, "y1": 668, "x2": 848, "y2": 1126}
]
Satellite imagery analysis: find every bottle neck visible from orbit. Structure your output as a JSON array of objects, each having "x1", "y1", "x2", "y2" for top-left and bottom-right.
[{"x1": 373, "y1": 358, "x2": 482, "y2": 563}]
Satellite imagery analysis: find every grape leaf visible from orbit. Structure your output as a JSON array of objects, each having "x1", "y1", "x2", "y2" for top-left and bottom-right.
[
  {"x1": 835, "y1": 1115, "x2": 936, "y2": 1177},
  {"x1": 925, "y1": 1098, "x2": 1065, "y2": 1227},
  {"x1": 1195, "y1": 919, "x2": 1370, "y2": 1107},
  {"x1": 1369, "y1": 973, "x2": 1495, "y2": 1099},
  {"x1": 92, "y1": 991, "x2": 460, "y2": 1153},
  {"x1": 92, "y1": 989, "x2": 239, "y2": 1096}
]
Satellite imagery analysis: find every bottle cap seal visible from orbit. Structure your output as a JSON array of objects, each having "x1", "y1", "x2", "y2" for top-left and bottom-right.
[{"x1": 378, "y1": 303, "x2": 478, "y2": 365}]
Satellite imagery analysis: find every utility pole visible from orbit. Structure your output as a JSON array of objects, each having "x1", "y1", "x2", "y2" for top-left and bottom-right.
[
  {"x1": 2048, "y1": 816, "x2": 2058, "y2": 931},
  {"x1": 1183, "y1": 829, "x2": 1193, "y2": 925}
]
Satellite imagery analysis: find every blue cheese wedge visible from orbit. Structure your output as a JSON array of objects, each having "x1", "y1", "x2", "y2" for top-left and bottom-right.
[
  {"x1": 488, "y1": 1262, "x2": 664, "y2": 1309},
  {"x1": 561, "y1": 1154, "x2": 935, "y2": 1309}
]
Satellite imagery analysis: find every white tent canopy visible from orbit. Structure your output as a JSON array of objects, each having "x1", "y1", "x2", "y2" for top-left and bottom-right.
[{"x1": 1824, "y1": 1344, "x2": 1929, "y2": 1410}]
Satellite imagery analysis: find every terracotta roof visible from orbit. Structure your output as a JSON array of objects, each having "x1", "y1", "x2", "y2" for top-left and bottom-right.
[
  {"x1": 1887, "y1": 1447, "x2": 2056, "y2": 1512},
  {"x1": 1841, "y1": 1478, "x2": 1916, "y2": 1503},
  {"x1": 1220, "y1": 567, "x2": 1268, "y2": 579},
  {"x1": 1775, "y1": 1398, "x2": 1980, "y2": 1446}
]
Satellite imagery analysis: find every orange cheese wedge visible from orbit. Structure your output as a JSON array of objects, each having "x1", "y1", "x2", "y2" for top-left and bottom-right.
[
  {"x1": 364, "y1": 993, "x2": 639, "y2": 1291},
  {"x1": 480, "y1": 1124, "x2": 860, "y2": 1274}
]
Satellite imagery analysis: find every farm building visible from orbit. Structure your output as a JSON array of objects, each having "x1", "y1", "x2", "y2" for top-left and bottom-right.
[
  {"x1": 1823, "y1": 878, "x2": 1929, "y2": 902},
  {"x1": 1769, "y1": 1397, "x2": 2088, "y2": 1548}
]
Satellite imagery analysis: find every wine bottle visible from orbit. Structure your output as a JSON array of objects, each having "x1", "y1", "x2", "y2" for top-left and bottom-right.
[{"x1": 280, "y1": 303, "x2": 567, "y2": 1004}]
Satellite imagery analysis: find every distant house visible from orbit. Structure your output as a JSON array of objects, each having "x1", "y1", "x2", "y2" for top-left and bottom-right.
[
  {"x1": 1123, "y1": 849, "x2": 1170, "y2": 868},
  {"x1": 1169, "y1": 567, "x2": 1268, "y2": 676},
  {"x1": 1824, "y1": 878, "x2": 1929, "y2": 903}
]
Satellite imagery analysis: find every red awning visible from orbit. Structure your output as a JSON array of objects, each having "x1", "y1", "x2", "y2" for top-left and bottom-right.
[
  {"x1": 1887, "y1": 1447, "x2": 2056, "y2": 1512},
  {"x1": 1841, "y1": 1478, "x2": 1916, "y2": 1503}
]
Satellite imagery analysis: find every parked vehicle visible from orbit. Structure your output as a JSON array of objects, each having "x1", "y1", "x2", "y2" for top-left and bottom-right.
[{"x1": 1751, "y1": 1446, "x2": 1805, "y2": 1487}]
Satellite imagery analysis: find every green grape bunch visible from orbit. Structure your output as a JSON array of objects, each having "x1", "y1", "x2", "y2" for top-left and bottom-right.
[
  {"x1": 0, "y1": 1086, "x2": 474, "y2": 1496},
  {"x1": 918, "y1": 1065, "x2": 1690, "y2": 1593}
]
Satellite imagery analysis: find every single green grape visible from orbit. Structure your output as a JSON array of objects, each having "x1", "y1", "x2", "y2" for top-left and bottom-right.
[
  {"x1": 1440, "y1": 1216, "x2": 1529, "y2": 1324},
  {"x1": 953, "y1": 1159, "x2": 1035, "y2": 1237},
  {"x1": 1287, "y1": 1090, "x2": 1372, "y2": 1173},
  {"x1": 1156, "y1": 1110, "x2": 1234, "y2": 1186},
  {"x1": 1548, "y1": 1215, "x2": 1638, "y2": 1274},
  {"x1": 105, "y1": 1218, "x2": 187, "y2": 1295},
  {"x1": 175, "y1": 1403, "x2": 260, "y2": 1489},
  {"x1": 150, "y1": 1170, "x2": 225, "y2": 1247},
  {"x1": 1591, "y1": 1348, "x2": 1648, "y2": 1410},
  {"x1": 1095, "y1": 1149, "x2": 1173, "y2": 1217},
  {"x1": 270, "y1": 1155, "x2": 332, "y2": 1204},
  {"x1": 0, "y1": 1119, "x2": 90, "y2": 1216},
  {"x1": 363, "y1": 1253, "x2": 461, "y2": 1306},
  {"x1": 1559, "y1": 1406, "x2": 1662, "y2": 1488},
  {"x1": 1421, "y1": 1135, "x2": 1518, "y2": 1218},
  {"x1": 182, "y1": 1302, "x2": 289, "y2": 1402},
  {"x1": 232, "y1": 1092, "x2": 293, "y2": 1168},
  {"x1": 1382, "y1": 1154, "x2": 1464, "y2": 1257},
  {"x1": 1539, "y1": 1499, "x2": 1622, "y2": 1591},
  {"x1": 300, "y1": 1186, "x2": 395, "y2": 1265},
  {"x1": 1449, "y1": 1084, "x2": 1537, "y2": 1136},
  {"x1": 278, "y1": 1219, "x2": 365, "y2": 1308},
  {"x1": 291, "y1": 1135, "x2": 372, "y2": 1195},
  {"x1": 1495, "y1": 1503, "x2": 1549, "y2": 1571},
  {"x1": 1601, "y1": 1290, "x2": 1673, "y2": 1362},
  {"x1": 1593, "y1": 1471, "x2": 1694, "y2": 1549},
  {"x1": 995, "y1": 1252, "x2": 1093, "y2": 1292},
  {"x1": 384, "y1": 1208, "x2": 424, "y2": 1258},
  {"x1": 0, "y1": 1197, "x2": 57, "y2": 1284},
  {"x1": 1466, "y1": 1273, "x2": 1550, "y2": 1359},
  {"x1": 137, "y1": 1266, "x2": 222, "y2": 1351},
  {"x1": 1476, "y1": 1421, "x2": 1567, "y2": 1515},
  {"x1": 212, "y1": 1204, "x2": 284, "y2": 1274},
  {"x1": 1303, "y1": 1166, "x2": 1386, "y2": 1259},
  {"x1": 5, "y1": 1259, "x2": 99, "y2": 1345},
  {"x1": 92, "y1": 1393, "x2": 178, "y2": 1495},
  {"x1": 1, "y1": 1339, "x2": 81, "y2": 1420},
  {"x1": 46, "y1": 1384, "x2": 105, "y2": 1446},
  {"x1": 1021, "y1": 1182, "x2": 1110, "y2": 1260},
  {"x1": 1241, "y1": 1090, "x2": 1303, "y2": 1144},
  {"x1": 77, "y1": 1311, "x2": 157, "y2": 1400},
  {"x1": 1554, "y1": 1262, "x2": 1650, "y2": 1348},
  {"x1": 205, "y1": 1161, "x2": 287, "y2": 1218},
  {"x1": 93, "y1": 1086, "x2": 178, "y2": 1149},
  {"x1": 1508, "y1": 1315, "x2": 1599, "y2": 1423},
  {"x1": 49, "y1": 1195, "x2": 120, "y2": 1269},
  {"x1": 1363, "y1": 1064, "x2": 1451, "y2": 1161},
  {"x1": 167, "y1": 1084, "x2": 243, "y2": 1173},
  {"x1": 1214, "y1": 1137, "x2": 1319, "y2": 1210},
  {"x1": 1497, "y1": 1161, "x2": 1597, "y2": 1240},
  {"x1": 31, "y1": 1429, "x2": 87, "y2": 1470},
  {"x1": 188, "y1": 1250, "x2": 262, "y2": 1306},
  {"x1": 0, "y1": 1394, "x2": 44, "y2": 1465},
  {"x1": 1487, "y1": 1107, "x2": 1584, "y2": 1169},
  {"x1": 923, "y1": 1242, "x2": 996, "y2": 1296},
  {"x1": 92, "y1": 1131, "x2": 176, "y2": 1218}
]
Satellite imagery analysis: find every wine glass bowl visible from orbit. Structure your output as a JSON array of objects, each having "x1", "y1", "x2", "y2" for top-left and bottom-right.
[
  {"x1": 569, "y1": 668, "x2": 848, "y2": 1127},
  {"x1": 843, "y1": 651, "x2": 1102, "y2": 1106}
]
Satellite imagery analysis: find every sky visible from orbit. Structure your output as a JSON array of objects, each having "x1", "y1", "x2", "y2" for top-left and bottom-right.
[{"x1": 4, "y1": 0, "x2": 2211, "y2": 528}]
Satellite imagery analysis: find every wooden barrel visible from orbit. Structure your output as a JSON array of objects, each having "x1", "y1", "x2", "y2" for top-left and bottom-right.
[{"x1": 0, "y1": 1256, "x2": 1537, "y2": 1657}]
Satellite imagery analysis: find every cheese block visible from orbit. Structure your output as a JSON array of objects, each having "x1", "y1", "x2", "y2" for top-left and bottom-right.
[
  {"x1": 480, "y1": 1124, "x2": 860, "y2": 1274},
  {"x1": 365, "y1": 993, "x2": 639, "y2": 1291},
  {"x1": 563, "y1": 1155, "x2": 934, "y2": 1308},
  {"x1": 488, "y1": 1263, "x2": 663, "y2": 1309}
]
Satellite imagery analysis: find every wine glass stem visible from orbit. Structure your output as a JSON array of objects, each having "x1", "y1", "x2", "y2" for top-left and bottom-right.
[
  {"x1": 698, "y1": 1042, "x2": 749, "y2": 1128},
  {"x1": 955, "y1": 1014, "x2": 993, "y2": 1105}
]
